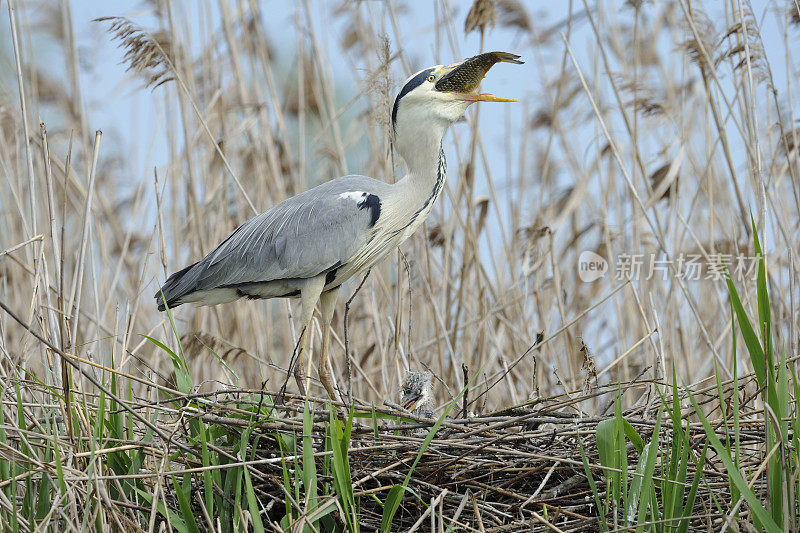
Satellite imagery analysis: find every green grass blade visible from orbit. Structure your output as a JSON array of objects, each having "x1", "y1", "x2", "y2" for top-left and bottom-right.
[
  {"x1": 170, "y1": 474, "x2": 200, "y2": 533},
  {"x1": 725, "y1": 275, "x2": 766, "y2": 386},
  {"x1": 579, "y1": 435, "x2": 608, "y2": 531},
  {"x1": 615, "y1": 393, "x2": 629, "y2": 513},
  {"x1": 633, "y1": 404, "x2": 661, "y2": 531},
  {"x1": 676, "y1": 440, "x2": 708, "y2": 533},
  {"x1": 134, "y1": 486, "x2": 190, "y2": 533},
  {"x1": 662, "y1": 367, "x2": 683, "y2": 522},
  {"x1": 686, "y1": 387, "x2": 781, "y2": 532},
  {"x1": 241, "y1": 429, "x2": 265, "y2": 533},
  {"x1": 302, "y1": 401, "x2": 318, "y2": 518},
  {"x1": 596, "y1": 417, "x2": 620, "y2": 506},
  {"x1": 381, "y1": 485, "x2": 405, "y2": 532},
  {"x1": 277, "y1": 433, "x2": 294, "y2": 524},
  {"x1": 627, "y1": 429, "x2": 647, "y2": 524},
  {"x1": 193, "y1": 418, "x2": 214, "y2": 522},
  {"x1": 35, "y1": 436, "x2": 52, "y2": 521},
  {"x1": 329, "y1": 410, "x2": 352, "y2": 522},
  {"x1": 751, "y1": 216, "x2": 771, "y2": 357},
  {"x1": 622, "y1": 418, "x2": 645, "y2": 454},
  {"x1": 729, "y1": 300, "x2": 741, "y2": 512},
  {"x1": 140, "y1": 334, "x2": 193, "y2": 394}
]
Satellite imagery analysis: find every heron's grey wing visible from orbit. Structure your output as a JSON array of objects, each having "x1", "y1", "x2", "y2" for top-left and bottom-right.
[{"x1": 190, "y1": 177, "x2": 385, "y2": 291}]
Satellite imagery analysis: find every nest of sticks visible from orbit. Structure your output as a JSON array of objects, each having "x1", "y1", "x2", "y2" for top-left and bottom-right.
[{"x1": 145, "y1": 376, "x2": 761, "y2": 532}]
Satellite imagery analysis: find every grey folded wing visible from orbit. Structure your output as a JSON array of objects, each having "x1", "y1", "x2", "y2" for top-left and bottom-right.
[{"x1": 156, "y1": 176, "x2": 386, "y2": 306}]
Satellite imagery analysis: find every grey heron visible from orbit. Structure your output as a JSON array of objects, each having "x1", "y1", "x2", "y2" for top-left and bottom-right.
[{"x1": 155, "y1": 51, "x2": 522, "y2": 400}]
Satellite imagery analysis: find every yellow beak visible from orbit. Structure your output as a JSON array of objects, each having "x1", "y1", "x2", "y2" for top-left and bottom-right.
[{"x1": 455, "y1": 93, "x2": 518, "y2": 103}]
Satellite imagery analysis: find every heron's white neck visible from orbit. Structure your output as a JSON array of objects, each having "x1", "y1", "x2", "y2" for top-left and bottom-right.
[{"x1": 392, "y1": 120, "x2": 449, "y2": 213}]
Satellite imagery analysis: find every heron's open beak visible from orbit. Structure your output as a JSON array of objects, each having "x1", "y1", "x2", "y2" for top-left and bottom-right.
[
  {"x1": 435, "y1": 51, "x2": 523, "y2": 103},
  {"x1": 455, "y1": 93, "x2": 517, "y2": 103}
]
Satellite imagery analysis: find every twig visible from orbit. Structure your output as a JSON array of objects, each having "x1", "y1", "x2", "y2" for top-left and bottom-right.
[
  {"x1": 462, "y1": 363, "x2": 469, "y2": 419},
  {"x1": 67, "y1": 129, "x2": 102, "y2": 348}
]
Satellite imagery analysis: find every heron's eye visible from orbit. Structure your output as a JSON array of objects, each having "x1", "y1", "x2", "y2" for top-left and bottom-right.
[
  {"x1": 416, "y1": 389, "x2": 421, "y2": 395},
  {"x1": 426, "y1": 74, "x2": 435, "y2": 82}
]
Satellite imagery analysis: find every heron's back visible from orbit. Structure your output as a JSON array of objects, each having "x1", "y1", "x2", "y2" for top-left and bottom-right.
[{"x1": 155, "y1": 175, "x2": 392, "y2": 311}]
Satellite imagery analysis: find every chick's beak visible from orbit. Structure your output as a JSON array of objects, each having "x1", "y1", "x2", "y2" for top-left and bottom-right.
[
  {"x1": 403, "y1": 395, "x2": 420, "y2": 411},
  {"x1": 435, "y1": 51, "x2": 523, "y2": 103}
]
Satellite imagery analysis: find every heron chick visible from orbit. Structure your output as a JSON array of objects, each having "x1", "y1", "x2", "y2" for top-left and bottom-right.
[
  {"x1": 399, "y1": 371, "x2": 434, "y2": 419},
  {"x1": 155, "y1": 52, "x2": 523, "y2": 399}
]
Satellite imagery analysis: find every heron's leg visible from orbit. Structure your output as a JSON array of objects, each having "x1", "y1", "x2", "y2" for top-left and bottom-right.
[
  {"x1": 318, "y1": 287, "x2": 340, "y2": 400},
  {"x1": 293, "y1": 326, "x2": 309, "y2": 395},
  {"x1": 294, "y1": 275, "x2": 326, "y2": 395}
]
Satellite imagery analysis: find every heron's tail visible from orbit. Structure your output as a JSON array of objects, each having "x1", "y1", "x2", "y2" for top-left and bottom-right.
[{"x1": 155, "y1": 261, "x2": 199, "y2": 312}]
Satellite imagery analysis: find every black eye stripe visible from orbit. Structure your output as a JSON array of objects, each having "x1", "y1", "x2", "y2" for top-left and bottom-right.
[{"x1": 392, "y1": 67, "x2": 435, "y2": 127}]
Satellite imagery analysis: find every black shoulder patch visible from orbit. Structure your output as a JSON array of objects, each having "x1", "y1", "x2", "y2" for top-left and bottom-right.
[
  {"x1": 392, "y1": 67, "x2": 434, "y2": 127},
  {"x1": 358, "y1": 193, "x2": 381, "y2": 227}
]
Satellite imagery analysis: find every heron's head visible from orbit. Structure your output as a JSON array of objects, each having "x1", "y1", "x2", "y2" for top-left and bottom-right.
[
  {"x1": 399, "y1": 371, "x2": 434, "y2": 413},
  {"x1": 391, "y1": 52, "x2": 523, "y2": 138}
]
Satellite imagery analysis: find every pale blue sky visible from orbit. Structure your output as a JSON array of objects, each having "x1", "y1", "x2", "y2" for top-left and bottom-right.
[
  {"x1": 66, "y1": 0, "x2": 530, "y2": 183},
  {"x1": 9, "y1": 0, "x2": 796, "y2": 277}
]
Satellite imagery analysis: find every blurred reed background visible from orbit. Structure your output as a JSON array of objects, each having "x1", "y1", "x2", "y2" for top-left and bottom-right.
[{"x1": 0, "y1": 0, "x2": 797, "y2": 415}]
